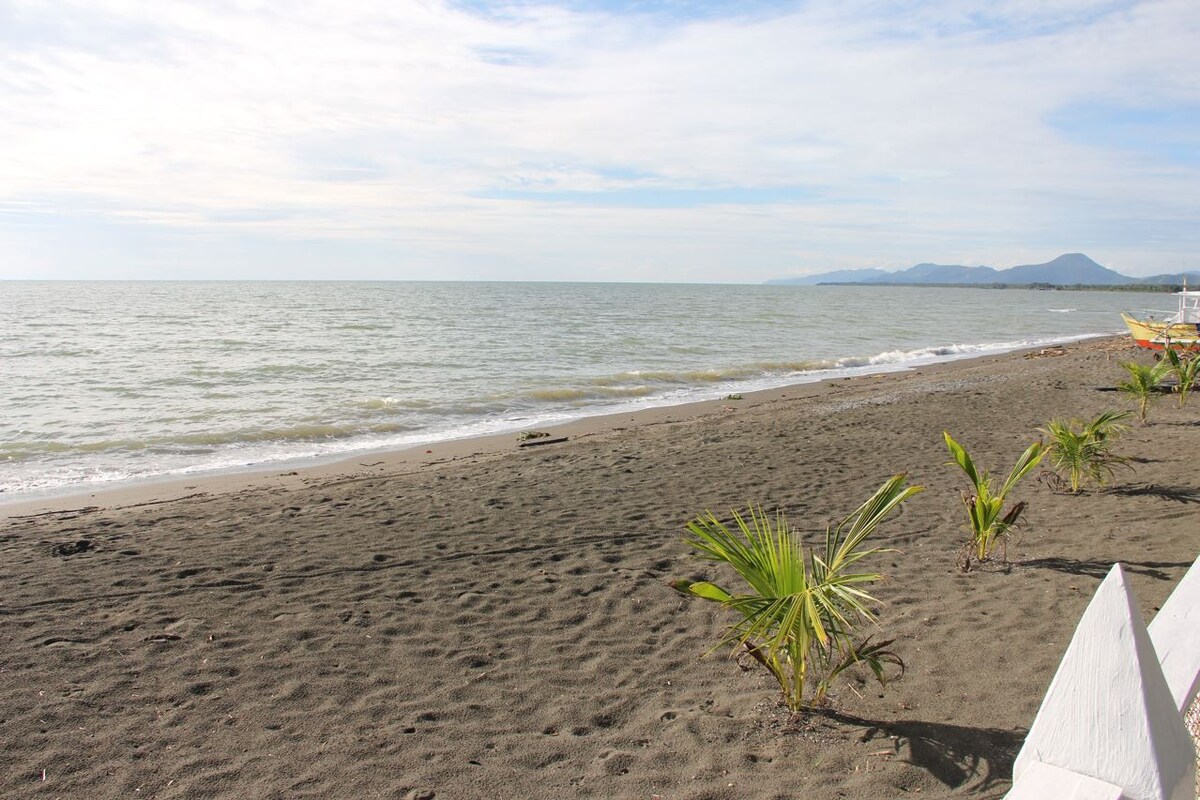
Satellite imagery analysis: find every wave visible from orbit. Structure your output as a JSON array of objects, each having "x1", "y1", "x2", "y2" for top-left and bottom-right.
[
  {"x1": 525, "y1": 385, "x2": 657, "y2": 402},
  {"x1": 353, "y1": 396, "x2": 435, "y2": 411},
  {"x1": 5, "y1": 348, "x2": 101, "y2": 358},
  {"x1": 585, "y1": 362, "x2": 828, "y2": 387},
  {"x1": 556, "y1": 342, "x2": 1056, "y2": 398},
  {"x1": 2, "y1": 419, "x2": 425, "y2": 461},
  {"x1": 455, "y1": 340, "x2": 1064, "y2": 412}
]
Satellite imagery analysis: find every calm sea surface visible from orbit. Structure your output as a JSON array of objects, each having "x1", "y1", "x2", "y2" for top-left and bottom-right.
[{"x1": 1, "y1": 281, "x2": 1163, "y2": 502}]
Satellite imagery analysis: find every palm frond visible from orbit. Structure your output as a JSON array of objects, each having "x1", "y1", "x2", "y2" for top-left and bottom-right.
[{"x1": 999, "y1": 441, "x2": 1045, "y2": 497}]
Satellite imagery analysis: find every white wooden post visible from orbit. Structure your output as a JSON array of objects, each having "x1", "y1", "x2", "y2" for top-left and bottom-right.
[
  {"x1": 1148, "y1": 555, "x2": 1200, "y2": 713},
  {"x1": 1008, "y1": 564, "x2": 1195, "y2": 800},
  {"x1": 1148, "y1": 555, "x2": 1200, "y2": 800}
]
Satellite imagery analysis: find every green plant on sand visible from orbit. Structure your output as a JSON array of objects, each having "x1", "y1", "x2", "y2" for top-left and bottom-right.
[
  {"x1": 1164, "y1": 349, "x2": 1200, "y2": 408},
  {"x1": 1117, "y1": 359, "x2": 1171, "y2": 422},
  {"x1": 671, "y1": 474, "x2": 921, "y2": 712},
  {"x1": 1039, "y1": 410, "x2": 1132, "y2": 493},
  {"x1": 943, "y1": 432, "x2": 1045, "y2": 570}
]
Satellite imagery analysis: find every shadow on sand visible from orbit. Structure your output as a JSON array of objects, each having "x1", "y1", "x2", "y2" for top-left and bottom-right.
[
  {"x1": 1108, "y1": 483, "x2": 1200, "y2": 503},
  {"x1": 812, "y1": 709, "x2": 1024, "y2": 792},
  {"x1": 1017, "y1": 556, "x2": 1193, "y2": 581}
]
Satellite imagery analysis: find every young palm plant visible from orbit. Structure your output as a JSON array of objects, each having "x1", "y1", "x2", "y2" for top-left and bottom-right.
[
  {"x1": 1040, "y1": 410, "x2": 1132, "y2": 493},
  {"x1": 671, "y1": 474, "x2": 921, "y2": 712},
  {"x1": 1118, "y1": 359, "x2": 1171, "y2": 422},
  {"x1": 1164, "y1": 349, "x2": 1200, "y2": 408},
  {"x1": 943, "y1": 432, "x2": 1045, "y2": 569}
]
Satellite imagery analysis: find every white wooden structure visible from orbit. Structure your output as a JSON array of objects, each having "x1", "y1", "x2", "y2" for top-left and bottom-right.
[
  {"x1": 1006, "y1": 559, "x2": 1200, "y2": 799},
  {"x1": 1149, "y1": 557, "x2": 1200, "y2": 715}
]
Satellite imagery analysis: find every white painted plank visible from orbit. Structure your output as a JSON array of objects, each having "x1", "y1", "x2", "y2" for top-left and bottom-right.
[
  {"x1": 1148, "y1": 555, "x2": 1200, "y2": 713},
  {"x1": 1006, "y1": 760, "x2": 1125, "y2": 799}
]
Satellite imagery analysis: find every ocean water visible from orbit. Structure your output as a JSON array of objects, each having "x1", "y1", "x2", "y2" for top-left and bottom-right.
[{"x1": 1, "y1": 281, "x2": 1162, "y2": 502}]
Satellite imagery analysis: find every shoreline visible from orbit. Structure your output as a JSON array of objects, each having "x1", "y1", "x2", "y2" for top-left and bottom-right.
[
  {"x1": 0, "y1": 374, "x2": 838, "y2": 518},
  {"x1": 1, "y1": 334, "x2": 1108, "y2": 519}
]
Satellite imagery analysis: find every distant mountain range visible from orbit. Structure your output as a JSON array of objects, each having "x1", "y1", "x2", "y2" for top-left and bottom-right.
[{"x1": 766, "y1": 253, "x2": 1200, "y2": 287}]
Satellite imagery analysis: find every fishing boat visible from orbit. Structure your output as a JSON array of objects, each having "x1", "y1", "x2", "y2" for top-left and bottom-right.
[{"x1": 1121, "y1": 285, "x2": 1200, "y2": 351}]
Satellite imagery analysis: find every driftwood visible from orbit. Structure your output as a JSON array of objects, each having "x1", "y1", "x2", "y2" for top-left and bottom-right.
[{"x1": 517, "y1": 436, "x2": 569, "y2": 448}]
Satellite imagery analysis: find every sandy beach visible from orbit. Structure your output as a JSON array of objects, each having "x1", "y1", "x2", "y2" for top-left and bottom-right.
[{"x1": 3, "y1": 336, "x2": 1197, "y2": 799}]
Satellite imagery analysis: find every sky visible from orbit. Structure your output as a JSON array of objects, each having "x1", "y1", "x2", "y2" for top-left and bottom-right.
[{"x1": 1, "y1": 0, "x2": 1198, "y2": 282}]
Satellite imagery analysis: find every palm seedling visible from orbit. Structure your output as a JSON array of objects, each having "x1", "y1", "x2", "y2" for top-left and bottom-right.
[
  {"x1": 1118, "y1": 359, "x2": 1171, "y2": 422},
  {"x1": 1164, "y1": 349, "x2": 1200, "y2": 408},
  {"x1": 671, "y1": 474, "x2": 922, "y2": 712},
  {"x1": 943, "y1": 432, "x2": 1045, "y2": 569},
  {"x1": 1039, "y1": 410, "x2": 1132, "y2": 493}
]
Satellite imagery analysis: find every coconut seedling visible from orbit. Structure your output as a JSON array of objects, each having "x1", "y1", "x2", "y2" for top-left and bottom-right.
[
  {"x1": 1118, "y1": 359, "x2": 1171, "y2": 422},
  {"x1": 944, "y1": 432, "x2": 1045, "y2": 570},
  {"x1": 1040, "y1": 410, "x2": 1132, "y2": 493},
  {"x1": 671, "y1": 474, "x2": 921, "y2": 712},
  {"x1": 1164, "y1": 349, "x2": 1200, "y2": 408}
]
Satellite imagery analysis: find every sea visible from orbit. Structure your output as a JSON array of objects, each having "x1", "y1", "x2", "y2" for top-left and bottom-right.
[{"x1": 0, "y1": 281, "x2": 1168, "y2": 504}]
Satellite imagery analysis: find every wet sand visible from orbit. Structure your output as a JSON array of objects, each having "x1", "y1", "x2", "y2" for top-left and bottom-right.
[{"x1": 2, "y1": 336, "x2": 1197, "y2": 799}]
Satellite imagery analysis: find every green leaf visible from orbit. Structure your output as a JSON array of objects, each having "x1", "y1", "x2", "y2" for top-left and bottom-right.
[
  {"x1": 670, "y1": 579, "x2": 732, "y2": 603},
  {"x1": 943, "y1": 432, "x2": 980, "y2": 489}
]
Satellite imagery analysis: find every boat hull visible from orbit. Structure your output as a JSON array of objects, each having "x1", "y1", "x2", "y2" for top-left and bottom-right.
[{"x1": 1121, "y1": 313, "x2": 1200, "y2": 351}]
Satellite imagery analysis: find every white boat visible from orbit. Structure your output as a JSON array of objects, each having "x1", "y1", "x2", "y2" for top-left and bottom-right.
[{"x1": 1122, "y1": 286, "x2": 1200, "y2": 351}]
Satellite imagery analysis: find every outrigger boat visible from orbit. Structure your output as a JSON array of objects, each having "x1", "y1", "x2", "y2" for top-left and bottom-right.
[{"x1": 1121, "y1": 283, "x2": 1200, "y2": 351}]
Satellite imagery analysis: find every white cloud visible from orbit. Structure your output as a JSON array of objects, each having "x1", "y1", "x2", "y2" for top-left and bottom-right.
[{"x1": 1, "y1": 0, "x2": 1198, "y2": 280}]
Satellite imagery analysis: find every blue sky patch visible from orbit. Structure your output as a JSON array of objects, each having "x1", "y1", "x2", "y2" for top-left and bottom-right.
[
  {"x1": 1048, "y1": 102, "x2": 1200, "y2": 166},
  {"x1": 451, "y1": 0, "x2": 799, "y2": 23},
  {"x1": 475, "y1": 185, "x2": 815, "y2": 207}
]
